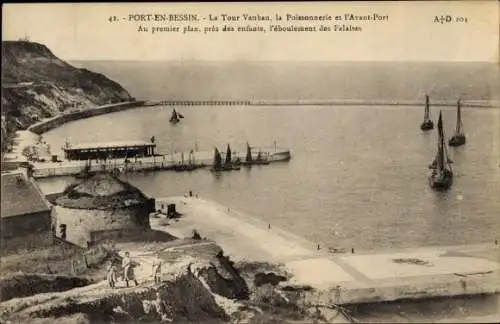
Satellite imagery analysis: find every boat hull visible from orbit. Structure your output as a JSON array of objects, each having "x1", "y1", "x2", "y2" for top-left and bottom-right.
[
  {"x1": 420, "y1": 120, "x2": 434, "y2": 131},
  {"x1": 268, "y1": 150, "x2": 291, "y2": 162},
  {"x1": 243, "y1": 160, "x2": 270, "y2": 166},
  {"x1": 210, "y1": 165, "x2": 240, "y2": 172},
  {"x1": 449, "y1": 134, "x2": 466, "y2": 147},
  {"x1": 428, "y1": 169, "x2": 453, "y2": 190},
  {"x1": 172, "y1": 164, "x2": 203, "y2": 172}
]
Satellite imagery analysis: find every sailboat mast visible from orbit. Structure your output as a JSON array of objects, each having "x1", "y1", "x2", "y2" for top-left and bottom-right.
[
  {"x1": 424, "y1": 94, "x2": 430, "y2": 119},
  {"x1": 437, "y1": 112, "x2": 445, "y2": 170},
  {"x1": 225, "y1": 144, "x2": 232, "y2": 165},
  {"x1": 456, "y1": 99, "x2": 462, "y2": 134}
]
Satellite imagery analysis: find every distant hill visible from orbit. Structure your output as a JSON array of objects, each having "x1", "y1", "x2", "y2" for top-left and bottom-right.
[{"x1": 1, "y1": 41, "x2": 133, "y2": 155}]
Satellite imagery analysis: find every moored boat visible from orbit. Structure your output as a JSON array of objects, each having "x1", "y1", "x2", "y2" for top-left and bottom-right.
[
  {"x1": 210, "y1": 146, "x2": 239, "y2": 172},
  {"x1": 242, "y1": 143, "x2": 271, "y2": 166},
  {"x1": 224, "y1": 144, "x2": 240, "y2": 170},
  {"x1": 210, "y1": 147, "x2": 223, "y2": 172}
]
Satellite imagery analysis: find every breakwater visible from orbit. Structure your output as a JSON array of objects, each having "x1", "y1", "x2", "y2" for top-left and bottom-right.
[
  {"x1": 28, "y1": 100, "x2": 146, "y2": 135},
  {"x1": 146, "y1": 99, "x2": 498, "y2": 108},
  {"x1": 23, "y1": 97, "x2": 497, "y2": 137}
]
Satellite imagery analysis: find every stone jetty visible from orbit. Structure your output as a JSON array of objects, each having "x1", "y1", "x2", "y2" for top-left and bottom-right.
[{"x1": 29, "y1": 149, "x2": 290, "y2": 179}]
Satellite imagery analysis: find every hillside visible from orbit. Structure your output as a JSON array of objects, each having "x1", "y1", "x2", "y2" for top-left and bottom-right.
[{"x1": 1, "y1": 41, "x2": 133, "y2": 154}]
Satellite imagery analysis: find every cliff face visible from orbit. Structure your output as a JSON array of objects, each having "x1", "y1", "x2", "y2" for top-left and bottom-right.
[{"x1": 1, "y1": 41, "x2": 133, "y2": 153}]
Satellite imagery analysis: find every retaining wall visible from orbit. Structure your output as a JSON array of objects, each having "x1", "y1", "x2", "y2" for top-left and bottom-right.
[{"x1": 28, "y1": 101, "x2": 146, "y2": 134}]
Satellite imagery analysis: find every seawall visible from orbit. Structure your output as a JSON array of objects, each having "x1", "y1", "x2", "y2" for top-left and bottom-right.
[{"x1": 28, "y1": 100, "x2": 146, "y2": 135}]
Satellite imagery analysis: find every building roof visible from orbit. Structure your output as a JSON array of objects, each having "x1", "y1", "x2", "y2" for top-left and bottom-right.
[
  {"x1": 64, "y1": 140, "x2": 155, "y2": 151},
  {"x1": 1, "y1": 171, "x2": 51, "y2": 218},
  {"x1": 54, "y1": 172, "x2": 149, "y2": 210}
]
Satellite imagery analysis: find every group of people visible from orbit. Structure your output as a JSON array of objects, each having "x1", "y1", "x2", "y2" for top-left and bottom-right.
[{"x1": 107, "y1": 251, "x2": 163, "y2": 288}]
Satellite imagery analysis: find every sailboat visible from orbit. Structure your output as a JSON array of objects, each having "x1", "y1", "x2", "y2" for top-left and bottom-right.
[
  {"x1": 243, "y1": 143, "x2": 269, "y2": 166},
  {"x1": 448, "y1": 99, "x2": 466, "y2": 147},
  {"x1": 224, "y1": 144, "x2": 232, "y2": 167},
  {"x1": 243, "y1": 142, "x2": 253, "y2": 166},
  {"x1": 224, "y1": 144, "x2": 240, "y2": 170},
  {"x1": 210, "y1": 147, "x2": 223, "y2": 172},
  {"x1": 420, "y1": 94, "x2": 434, "y2": 131},
  {"x1": 254, "y1": 149, "x2": 270, "y2": 165},
  {"x1": 428, "y1": 111, "x2": 453, "y2": 190},
  {"x1": 169, "y1": 109, "x2": 184, "y2": 124}
]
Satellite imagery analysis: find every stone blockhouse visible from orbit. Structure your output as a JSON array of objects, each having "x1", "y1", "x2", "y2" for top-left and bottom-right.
[
  {"x1": 52, "y1": 172, "x2": 154, "y2": 247},
  {"x1": 1, "y1": 170, "x2": 53, "y2": 252}
]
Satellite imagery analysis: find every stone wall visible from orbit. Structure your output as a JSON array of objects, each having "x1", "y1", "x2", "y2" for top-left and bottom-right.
[
  {"x1": 0, "y1": 232, "x2": 53, "y2": 255},
  {"x1": 0, "y1": 210, "x2": 51, "y2": 239},
  {"x1": 52, "y1": 205, "x2": 151, "y2": 247},
  {"x1": 28, "y1": 101, "x2": 145, "y2": 135}
]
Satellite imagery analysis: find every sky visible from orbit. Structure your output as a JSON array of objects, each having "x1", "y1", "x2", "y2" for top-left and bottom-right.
[{"x1": 2, "y1": 1, "x2": 499, "y2": 62}]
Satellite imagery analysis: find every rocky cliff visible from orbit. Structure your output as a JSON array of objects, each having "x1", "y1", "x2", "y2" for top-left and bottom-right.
[{"x1": 1, "y1": 41, "x2": 133, "y2": 153}]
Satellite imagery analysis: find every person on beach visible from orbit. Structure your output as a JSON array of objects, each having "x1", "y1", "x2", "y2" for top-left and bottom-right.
[
  {"x1": 152, "y1": 257, "x2": 162, "y2": 284},
  {"x1": 192, "y1": 229, "x2": 202, "y2": 240},
  {"x1": 122, "y1": 251, "x2": 138, "y2": 287},
  {"x1": 335, "y1": 285, "x2": 342, "y2": 303},
  {"x1": 106, "y1": 262, "x2": 117, "y2": 288}
]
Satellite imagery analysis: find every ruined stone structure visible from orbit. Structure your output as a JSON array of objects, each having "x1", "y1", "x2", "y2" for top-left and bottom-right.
[{"x1": 52, "y1": 172, "x2": 154, "y2": 247}]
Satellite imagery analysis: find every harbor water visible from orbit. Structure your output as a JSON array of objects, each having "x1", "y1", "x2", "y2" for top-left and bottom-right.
[{"x1": 36, "y1": 61, "x2": 500, "y2": 251}]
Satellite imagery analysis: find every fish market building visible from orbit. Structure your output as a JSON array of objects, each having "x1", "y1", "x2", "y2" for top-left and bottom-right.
[{"x1": 62, "y1": 140, "x2": 156, "y2": 161}]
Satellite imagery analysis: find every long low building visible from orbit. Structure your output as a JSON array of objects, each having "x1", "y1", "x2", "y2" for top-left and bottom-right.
[{"x1": 63, "y1": 140, "x2": 157, "y2": 161}]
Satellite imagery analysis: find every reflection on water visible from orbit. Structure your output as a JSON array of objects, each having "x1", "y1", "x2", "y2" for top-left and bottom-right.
[{"x1": 38, "y1": 105, "x2": 500, "y2": 251}]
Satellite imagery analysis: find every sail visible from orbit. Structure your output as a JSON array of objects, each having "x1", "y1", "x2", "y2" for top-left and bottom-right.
[
  {"x1": 436, "y1": 111, "x2": 444, "y2": 170},
  {"x1": 225, "y1": 144, "x2": 232, "y2": 165},
  {"x1": 213, "y1": 148, "x2": 222, "y2": 169},
  {"x1": 424, "y1": 94, "x2": 430, "y2": 120},
  {"x1": 189, "y1": 149, "x2": 194, "y2": 164},
  {"x1": 434, "y1": 111, "x2": 453, "y2": 171},
  {"x1": 455, "y1": 99, "x2": 463, "y2": 135},
  {"x1": 245, "y1": 143, "x2": 252, "y2": 162},
  {"x1": 170, "y1": 109, "x2": 178, "y2": 121}
]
